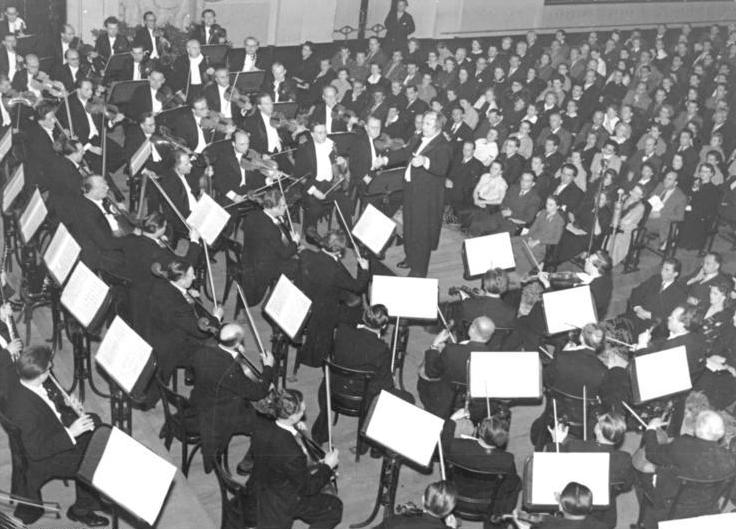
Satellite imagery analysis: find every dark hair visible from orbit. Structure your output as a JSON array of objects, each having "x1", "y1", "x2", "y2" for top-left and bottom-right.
[
  {"x1": 597, "y1": 412, "x2": 626, "y2": 445},
  {"x1": 155, "y1": 259, "x2": 192, "y2": 282},
  {"x1": 261, "y1": 188, "x2": 284, "y2": 209},
  {"x1": 257, "y1": 388, "x2": 304, "y2": 419},
  {"x1": 560, "y1": 163, "x2": 578, "y2": 177},
  {"x1": 705, "y1": 251, "x2": 722, "y2": 266},
  {"x1": 478, "y1": 416, "x2": 509, "y2": 449},
  {"x1": 559, "y1": 482, "x2": 594, "y2": 516},
  {"x1": 143, "y1": 11, "x2": 155, "y2": 19},
  {"x1": 363, "y1": 304, "x2": 389, "y2": 331},
  {"x1": 256, "y1": 91, "x2": 273, "y2": 105},
  {"x1": 423, "y1": 481, "x2": 457, "y2": 518},
  {"x1": 16, "y1": 345, "x2": 53, "y2": 381},
  {"x1": 546, "y1": 134, "x2": 560, "y2": 147},
  {"x1": 589, "y1": 250, "x2": 612, "y2": 274},
  {"x1": 141, "y1": 211, "x2": 167, "y2": 234},
  {"x1": 322, "y1": 230, "x2": 347, "y2": 254},
  {"x1": 138, "y1": 111, "x2": 155, "y2": 124},
  {"x1": 201, "y1": 9, "x2": 216, "y2": 18},
  {"x1": 483, "y1": 268, "x2": 509, "y2": 295},
  {"x1": 35, "y1": 100, "x2": 57, "y2": 121},
  {"x1": 662, "y1": 257, "x2": 682, "y2": 275},
  {"x1": 104, "y1": 16, "x2": 119, "y2": 26},
  {"x1": 673, "y1": 303, "x2": 700, "y2": 331}
]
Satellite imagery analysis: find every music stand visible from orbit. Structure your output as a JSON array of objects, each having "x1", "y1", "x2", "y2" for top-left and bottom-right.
[
  {"x1": 38, "y1": 56, "x2": 54, "y2": 74},
  {"x1": 155, "y1": 105, "x2": 189, "y2": 129},
  {"x1": 107, "y1": 80, "x2": 149, "y2": 107},
  {"x1": 273, "y1": 101, "x2": 299, "y2": 119},
  {"x1": 2, "y1": 163, "x2": 24, "y2": 214},
  {"x1": 328, "y1": 131, "x2": 356, "y2": 156},
  {"x1": 16, "y1": 34, "x2": 39, "y2": 56},
  {"x1": 201, "y1": 44, "x2": 230, "y2": 67},
  {"x1": 365, "y1": 166, "x2": 404, "y2": 199},
  {"x1": 228, "y1": 71, "x2": 265, "y2": 94}
]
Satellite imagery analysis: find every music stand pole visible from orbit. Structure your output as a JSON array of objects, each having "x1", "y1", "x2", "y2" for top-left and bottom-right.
[{"x1": 350, "y1": 452, "x2": 403, "y2": 528}]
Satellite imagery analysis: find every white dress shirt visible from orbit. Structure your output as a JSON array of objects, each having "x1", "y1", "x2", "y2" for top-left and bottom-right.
[
  {"x1": 89, "y1": 197, "x2": 120, "y2": 232},
  {"x1": 61, "y1": 40, "x2": 69, "y2": 63},
  {"x1": 242, "y1": 53, "x2": 256, "y2": 72},
  {"x1": 108, "y1": 36, "x2": 116, "y2": 54},
  {"x1": 176, "y1": 170, "x2": 199, "y2": 212},
  {"x1": 20, "y1": 380, "x2": 76, "y2": 444},
  {"x1": 204, "y1": 26, "x2": 211, "y2": 44},
  {"x1": 218, "y1": 84, "x2": 232, "y2": 118},
  {"x1": 325, "y1": 105, "x2": 334, "y2": 134},
  {"x1": 148, "y1": 28, "x2": 159, "y2": 59},
  {"x1": 144, "y1": 133, "x2": 162, "y2": 162},
  {"x1": 405, "y1": 133, "x2": 438, "y2": 182},
  {"x1": 0, "y1": 98, "x2": 10, "y2": 126},
  {"x1": 132, "y1": 61, "x2": 142, "y2": 81},
  {"x1": 262, "y1": 112, "x2": 282, "y2": 152},
  {"x1": 151, "y1": 88, "x2": 162, "y2": 114},
  {"x1": 273, "y1": 80, "x2": 282, "y2": 102},
  {"x1": 314, "y1": 140, "x2": 334, "y2": 182},
  {"x1": 189, "y1": 55, "x2": 204, "y2": 85},
  {"x1": 80, "y1": 96, "x2": 99, "y2": 142},
  {"x1": 194, "y1": 116, "x2": 207, "y2": 153},
  {"x1": 6, "y1": 50, "x2": 17, "y2": 80}
]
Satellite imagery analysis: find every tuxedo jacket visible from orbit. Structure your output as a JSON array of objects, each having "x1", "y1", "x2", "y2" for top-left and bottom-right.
[
  {"x1": 260, "y1": 76, "x2": 297, "y2": 103},
  {"x1": 225, "y1": 49, "x2": 269, "y2": 72},
  {"x1": 209, "y1": 142, "x2": 265, "y2": 202},
  {"x1": 308, "y1": 103, "x2": 348, "y2": 133},
  {"x1": 94, "y1": 32, "x2": 130, "y2": 60},
  {"x1": 64, "y1": 195, "x2": 123, "y2": 271},
  {"x1": 500, "y1": 185, "x2": 542, "y2": 226},
  {"x1": 0, "y1": 48, "x2": 19, "y2": 78},
  {"x1": 627, "y1": 274, "x2": 687, "y2": 324},
  {"x1": 49, "y1": 36, "x2": 81, "y2": 69},
  {"x1": 24, "y1": 122, "x2": 57, "y2": 189},
  {"x1": 107, "y1": 57, "x2": 150, "y2": 83},
  {"x1": 649, "y1": 183, "x2": 687, "y2": 223},
  {"x1": 544, "y1": 347, "x2": 608, "y2": 398},
  {"x1": 168, "y1": 110, "x2": 207, "y2": 152},
  {"x1": 157, "y1": 169, "x2": 200, "y2": 231},
  {"x1": 332, "y1": 324, "x2": 394, "y2": 399},
  {"x1": 133, "y1": 27, "x2": 166, "y2": 56},
  {"x1": 551, "y1": 181, "x2": 584, "y2": 213},
  {"x1": 52, "y1": 63, "x2": 89, "y2": 92},
  {"x1": 56, "y1": 95, "x2": 103, "y2": 145},
  {"x1": 126, "y1": 82, "x2": 156, "y2": 120},
  {"x1": 170, "y1": 53, "x2": 210, "y2": 94},
  {"x1": 188, "y1": 23, "x2": 226, "y2": 45},
  {"x1": 347, "y1": 129, "x2": 378, "y2": 188},
  {"x1": 243, "y1": 112, "x2": 289, "y2": 154}
]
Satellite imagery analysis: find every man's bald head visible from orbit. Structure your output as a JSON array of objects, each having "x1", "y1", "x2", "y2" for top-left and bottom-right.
[
  {"x1": 468, "y1": 316, "x2": 495, "y2": 342},
  {"x1": 695, "y1": 410, "x2": 725, "y2": 442}
]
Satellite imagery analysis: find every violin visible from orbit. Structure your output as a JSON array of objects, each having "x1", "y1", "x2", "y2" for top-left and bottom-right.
[
  {"x1": 85, "y1": 96, "x2": 127, "y2": 125},
  {"x1": 200, "y1": 111, "x2": 237, "y2": 137},
  {"x1": 520, "y1": 270, "x2": 585, "y2": 288},
  {"x1": 223, "y1": 85, "x2": 252, "y2": 112},
  {"x1": 156, "y1": 85, "x2": 187, "y2": 109},
  {"x1": 294, "y1": 422, "x2": 338, "y2": 492},
  {"x1": 374, "y1": 132, "x2": 406, "y2": 152},
  {"x1": 448, "y1": 285, "x2": 483, "y2": 298}
]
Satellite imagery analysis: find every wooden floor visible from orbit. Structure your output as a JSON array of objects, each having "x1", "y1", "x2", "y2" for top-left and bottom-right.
[{"x1": 1, "y1": 191, "x2": 734, "y2": 529}]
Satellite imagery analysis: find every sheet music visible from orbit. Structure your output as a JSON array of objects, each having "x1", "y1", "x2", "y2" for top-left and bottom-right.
[
  {"x1": 530, "y1": 452, "x2": 610, "y2": 506},
  {"x1": 263, "y1": 275, "x2": 312, "y2": 339},
  {"x1": 648, "y1": 194, "x2": 664, "y2": 213},
  {"x1": 43, "y1": 223, "x2": 81, "y2": 285},
  {"x1": 96, "y1": 316, "x2": 153, "y2": 394},
  {"x1": 633, "y1": 346, "x2": 692, "y2": 402},
  {"x1": 92, "y1": 427, "x2": 176, "y2": 525},
  {"x1": 364, "y1": 390, "x2": 444, "y2": 467},
  {"x1": 129, "y1": 140, "x2": 151, "y2": 175},
  {"x1": 469, "y1": 352, "x2": 541, "y2": 399},
  {"x1": 542, "y1": 285, "x2": 597, "y2": 334},
  {"x1": 352, "y1": 203, "x2": 396, "y2": 255},
  {"x1": 464, "y1": 232, "x2": 515, "y2": 276},
  {"x1": 186, "y1": 192, "x2": 230, "y2": 245},
  {"x1": 659, "y1": 513, "x2": 736, "y2": 529},
  {"x1": 60, "y1": 262, "x2": 110, "y2": 328},
  {"x1": 0, "y1": 127, "x2": 11, "y2": 162},
  {"x1": 370, "y1": 275, "x2": 439, "y2": 319},
  {"x1": 2, "y1": 163, "x2": 24, "y2": 213},
  {"x1": 18, "y1": 189, "x2": 48, "y2": 244}
]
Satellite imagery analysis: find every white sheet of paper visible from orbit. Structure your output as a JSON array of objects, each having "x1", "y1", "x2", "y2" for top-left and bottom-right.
[
  {"x1": 352, "y1": 203, "x2": 396, "y2": 255},
  {"x1": 129, "y1": 140, "x2": 151, "y2": 175},
  {"x1": 659, "y1": 513, "x2": 736, "y2": 529},
  {"x1": 530, "y1": 452, "x2": 610, "y2": 506},
  {"x1": 469, "y1": 351, "x2": 541, "y2": 399},
  {"x1": 18, "y1": 189, "x2": 48, "y2": 244},
  {"x1": 364, "y1": 390, "x2": 444, "y2": 467},
  {"x1": 96, "y1": 316, "x2": 153, "y2": 394},
  {"x1": 0, "y1": 128, "x2": 11, "y2": 162},
  {"x1": 43, "y1": 223, "x2": 81, "y2": 285},
  {"x1": 186, "y1": 192, "x2": 231, "y2": 245},
  {"x1": 542, "y1": 285, "x2": 597, "y2": 334},
  {"x1": 464, "y1": 232, "x2": 515, "y2": 276},
  {"x1": 263, "y1": 274, "x2": 312, "y2": 339},
  {"x1": 92, "y1": 427, "x2": 176, "y2": 525},
  {"x1": 647, "y1": 194, "x2": 664, "y2": 213},
  {"x1": 370, "y1": 275, "x2": 439, "y2": 319},
  {"x1": 2, "y1": 163, "x2": 24, "y2": 213},
  {"x1": 60, "y1": 262, "x2": 110, "y2": 328},
  {"x1": 633, "y1": 346, "x2": 692, "y2": 402}
]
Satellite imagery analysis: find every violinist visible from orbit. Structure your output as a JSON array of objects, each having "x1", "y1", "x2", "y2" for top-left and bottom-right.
[
  {"x1": 228, "y1": 36, "x2": 269, "y2": 73},
  {"x1": 53, "y1": 48, "x2": 88, "y2": 92},
  {"x1": 189, "y1": 8, "x2": 227, "y2": 45},
  {"x1": 119, "y1": 212, "x2": 201, "y2": 334},
  {"x1": 309, "y1": 85, "x2": 348, "y2": 134},
  {"x1": 346, "y1": 115, "x2": 388, "y2": 210},
  {"x1": 157, "y1": 150, "x2": 202, "y2": 244},
  {"x1": 127, "y1": 69, "x2": 167, "y2": 119},
  {"x1": 0, "y1": 74, "x2": 12, "y2": 127},
  {"x1": 123, "y1": 112, "x2": 166, "y2": 182},
  {"x1": 0, "y1": 33, "x2": 20, "y2": 80},
  {"x1": 376, "y1": 482, "x2": 457, "y2": 529},
  {"x1": 11, "y1": 53, "x2": 46, "y2": 102},
  {"x1": 296, "y1": 122, "x2": 353, "y2": 241},
  {"x1": 205, "y1": 67, "x2": 247, "y2": 126},
  {"x1": 243, "y1": 92, "x2": 288, "y2": 156},
  {"x1": 170, "y1": 39, "x2": 212, "y2": 104},
  {"x1": 2, "y1": 5, "x2": 26, "y2": 36},
  {"x1": 245, "y1": 388, "x2": 342, "y2": 529},
  {"x1": 23, "y1": 102, "x2": 58, "y2": 189},
  {"x1": 93, "y1": 16, "x2": 130, "y2": 62},
  {"x1": 168, "y1": 96, "x2": 211, "y2": 154},
  {"x1": 0, "y1": 302, "x2": 23, "y2": 401},
  {"x1": 263, "y1": 61, "x2": 297, "y2": 104},
  {"x1": 108, "y1": 44, "x2": 150, "y2": 83},
  {"x1": 148, "y1": 258, "x2": 223, "y2": 383},
  {"x1": 133, "y1": 11, "x2": 167, "y2": 61},
  {"x1": 50, "y1": 24, "x2": 80, "y2": 69},
  {"x1": 46, "y1": 137, "x2": 87, "y2": 216},
  {"x1": 189, "y1": 323, "x2": 275, "y2": 474},
  {"x1": 210, "y1": 129, "x2": 266, "y2": 206},
  {"x1": 241, "y1": 188, "x2": 300, "y2": 306}
]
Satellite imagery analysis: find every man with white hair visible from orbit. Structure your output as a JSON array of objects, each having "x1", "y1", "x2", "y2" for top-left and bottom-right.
[
  {"x1": 170, "y1": 39, "x2": 213, "y2": 103},
  {"x1": 641, "y1": 410, "x2": 736, "y2": 525}
]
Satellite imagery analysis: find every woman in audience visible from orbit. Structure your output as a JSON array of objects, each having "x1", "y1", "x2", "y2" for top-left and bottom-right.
[
  {"x1": 365, "y1": 63, "x2": 390, "y2": 93},
  {"x1": 699, "y1": 281, "x2": 734, "y2": 351},
  {"x1": 607, "y1": 185, "x2": 645, "y2": 266},
  {"x1": 330, "y1": 67, "x2": 351, "y2": 102},
  {"x1": 679, "y1": 163, "x2": 720, "y2": 249}
]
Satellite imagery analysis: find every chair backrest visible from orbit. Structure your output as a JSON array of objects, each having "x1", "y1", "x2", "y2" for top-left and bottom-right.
[
  {"x1": 447, "y1": 459, "x2": 509, "y2": 521},
  {"x1": 324, "y1": 359, "x2": 373, "y2": 417},
  {"x1": 0, "y1": 406, "x2": 29, "y2": 494},
  {"x1": 212, "y1": 452, "x2": 255, "y2": 529},
  {"x1": 667, "y1": 472, "x2": 736, "y2": 519},
  {"x1": 223, "y1": 238, "x2": 242, "y2": 272},
  {"x1": 156, "y1": 376, "x2": 194, "y2": 435},
  {"x1": 545, "y1": 386, "x2": 599, "y2": 437}
]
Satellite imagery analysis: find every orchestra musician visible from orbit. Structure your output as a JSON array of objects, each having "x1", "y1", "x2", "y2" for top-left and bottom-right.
[
  {"x1": 127, "y1": 69, "x2": 167, "y2": 119},
  {"x1": 170, "y1": 39, "x2": 212, "y2": 104},
  {"x1": 189, "y1": 323, "x2": 275, "y2": 473},
  {"x1": 295, "y1": 122, "x2": 353, "y2": 241},
  {"x1": 2, "y1": 5, "x2": 26, "y2": 36},
  {"x1": 241, "y1": 188, "x2": 300, "y2": 306},
  {"x1": 245, "y1": 388, "x2": 343, "y2": 529},
  {"x1": 133, "y1": 11, "x2": 167, "y2": 60},
  {"x1": 0, "y1": 75, "x2": 11, "y2": 128},
  {"x1": 189, "y1": 8, "x2": 227, "y2": 45},
  {"x1": 376, "y1": 110, "x2": 452, "y2": 277},
  {"x1": 93, "y1": 16, "x2": 130, "y2": 62},
  {"x1": 119, "y1": 212, "x2": 201, "y2": 335},
  {"x1": 4, "y1": 345, "x2": 108, "y2": 527},
  {"x1": 297, "y1": 230, "x2": 370, "y2": 368},
  {"x1": 375, "y1": 481, "x2": 457, "y2": 529},
  {"x1": 0, "y1": 32, "x2": 21, "y2": 80},
  {"x1": 24, "y1": 101, "x2": 59, "y2": 190},
  {"x1": 243, "y1": 92, "x2": 289, "y2": 156},
  {"x1": 262, "y1": 61, "x2": 297, "y2": 104},
  {"x1": 209, "y1": 129, "x2": 266, "y2": 205},
  {"x1": 309, "y1": 85, "x2": 348, "y2": 134},
  {"x1": 45, "y1": 137, "x2": 88, "y2": 216},
  {"x1": 54, "y1": 48, "x2": 89, "y2": 92},
  {"x1": 157, "y1": 149, "x2": 202, "y2": 244},
  {"x1": 108, "y1": 44, "x2": 150, "y2": 83},
  {"x1": 623, "y1": 258, "x2": 687, "y2": 335},
  {"x1": 148, "y1": 258, "x2": 224, "y2": 383},
  {"x1": 123, "y1": 112, "x2": 167, "y2": 181},
  {"x1": 227, "y1": 36, "x2": 269, "y2": 72},
  {"x1": 204, "y1": 67, "x2": 249, "y2": 127},
  {"x1": 11, "y1": 53, "x2": 46, "y2": 102},
  {"x1": 0, "y1": 302, "x2": 22, "y2": 402},
  {"x1": 346, "y1": 115, "x2": 390, "y2": 211},
  {"x1": 50, "y1": 24, "x2": 80, "y2": 69},
  {"x1": 167, "y1": 96, "x2": 213, "y2": 154}
]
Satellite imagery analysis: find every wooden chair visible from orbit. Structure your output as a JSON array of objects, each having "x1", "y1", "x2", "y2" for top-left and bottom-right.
[
  {"x1": 447, "y1": 460, "x2": 511, "y2": 522},
  {"x1": 156, "y1": 376, "x2": 202, "y2": 477},
  {"x1": 212, "y1": 451, "x2": 255, "y2": 529}
]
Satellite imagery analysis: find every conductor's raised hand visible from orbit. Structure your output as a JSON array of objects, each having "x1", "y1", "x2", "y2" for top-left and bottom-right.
[
  {"x1": 323, "y1": 448, "x2": 339, "y2": 469},
  {"x1": 68, "y1": 414, "x2": 95, "y2": 437},
  {"x1": 260, "y1": 349, "x2": 275, "y2": 368}
]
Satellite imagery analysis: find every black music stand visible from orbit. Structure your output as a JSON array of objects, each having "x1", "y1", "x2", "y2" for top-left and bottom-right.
[
  {"x1": 155, "y1": 105, "x2": 189, "y2": 129},
  {"x1": 350, "y1": 452, "x2": 403, "y2": 528},
  {"x1": 228, "y1": 71, "x2": 265, "y2": 94},
  {"x1": 201, "y1": 44, "x2": 230, "y2": 67},
  {"x1": 328, "y1": 131, "x2": 356, "y2": 156},
  {"x1": 107, "y1": 79, "x2": 148, "y2": 107},
  {"x1": 273, "y1": 101, "x2": 298, "y2": 119},
  {"x1": 38, "y1": 56, "x2": 53, "y2": 75},
  {"x1": 16, "y1": 33, "x2": 38, "y2": 56}
]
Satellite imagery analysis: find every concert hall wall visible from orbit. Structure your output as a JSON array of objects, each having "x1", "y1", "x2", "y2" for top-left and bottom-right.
[{"x1": 67, "y1": 0, "x2": 736, "y2": 48}]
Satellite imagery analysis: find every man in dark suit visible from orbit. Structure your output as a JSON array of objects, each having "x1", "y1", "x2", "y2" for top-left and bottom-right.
[
  {"x1": 446, "y1": 141, "x2": 485, "y2": 217},
  {"x1": 625, "y1": 258, "x2": 687, "y2": 334},
  {"x1": 123, "y1": 112, "x2": 167, "y2": 182},
  {"x1": 127, "y1": 69, "x2": 166, "y2": 120},
  {"x1": 209, "y1": 129, "x2": 265, "y2": 206},
  {"x1": 683, "y1": 252, "x2": 730, "y2": 306},
  {"x1": 459, "y1": 269, "x2": 517, "y2": 333},
  {"x1": 642, "y1": 411, "x2": 736, "y2": 526},
  {"x1": 343, "y1": 79, "x2": 370, "y2": 118},
  {"x1": 365, "y1": 36, "x2": 388, "y2": 70},
  {"x1": 383, "y1": 0, "x2": 415, "y2": 52},
  {"x1": 309, "y1": 85, "x2": 347, "y2": 134},
  {"x1": 63, "y1": 175, "x2": 126, "y2": 274},
  {"x1": 241, "y1": 189, "x2": 299, "y2": 306},
  {"x1": 667, "y1": 129, "x2": 700, "y2": 190},
  {"x1": 190, "y1": 323, "x2": 275, "y2": 473},
  {"x1": 445, "y1": 106, "x2": 474, "y2": 154},
  {"x1": 346, "y1": 116, "x2": 385, "y2": 208},
  {"x1": 400, "y1": 85, "x2": 428, "y2": 130},
  {"x1": 170, "y1": 39, "x2": 211, "y2": 103},
  {"x1": 535, "y1": 113, "x2": 573, "y2": 157},
  {"x1": 550, "y1": 163, "x2": 584, "y2": 214},
  {"x1": 541, "y1": 135, "x2": 565, "y2": 175},
  {"x1": 0, "y1": 33, "x2": 20, "y2": 79},
  {"x1": 24, "y1": 101, "x2": 59, "y2": 190},
  {"x1": 474, "y1": 171, "x2": 540, "y2": 235},
  {"x1": 645, "y1": 171, "x2": 687, "y2": 249},
  {"x1": 168, "y1": 96, "x2": 219, "y2": 154},
  {"x1": 204, "y1": 67, "x2": 248, "y2": 127},
  {"x1": 362, "y1": 87, "x2": 389, "y2": 122},
  {"x1": 158, "y1": 150, "x2": 202, "y2": 243},
  {"x1": 227, "y1": 36, "x2": 269, "y2": 72},
  {"x1": 497, "y1": 136, "x2": 526, "y2": 187},
  {"x1": 49, "y1": 24, "x2": 81, "y2": 69},
  {"x1": 419, "y1": 316, "x2": 495, "y2": 417},
  {"x1": 379, "y1": 111, "x2": 452, "y2": 276},
  {"x1": 4, "y1": 345, "x2": 108, "y2": 526},
  {"x1": 261, "y1": 61, "x2": 297, "y2": 104},
  {"x1": 188, "y1": 8, "x2": 227, "y2": 45},
  {"x1": 107, "y1": 44, "x2": 150, "y2": 83},
  {"x1": 53, "y1": 48, "x2": 89, "y2": 91},
  {"x1": 93, "y1": 17, "x2": 130, "y2": 61},
  {"x1": 243, "y1": 92, "x2": 290, "y2": 156},
  {"x1": 44, "y1": 139, "x2": 87, "y2": 220},
  {"x1": 133, "y1": 11, "x2": 167, "y2": 61},
  {"x1": 625, "y1": 135, "x2": 662, "y2": 182}
]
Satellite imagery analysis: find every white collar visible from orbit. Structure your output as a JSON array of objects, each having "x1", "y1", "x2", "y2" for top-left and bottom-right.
[
  {"x1": 356, "y1": 324, "x2": 382, "y2": 338},
  {"x1": 275, "y1": 420, "x2": 298, "y2": 435},
  {"x1": 217, "y1": 344, "x2": 239, "y2": 360}
]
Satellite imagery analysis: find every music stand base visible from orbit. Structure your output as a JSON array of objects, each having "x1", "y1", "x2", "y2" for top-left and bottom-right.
[{"x1": 350, "y1": 454, "x2": 402, "y2": 528}]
